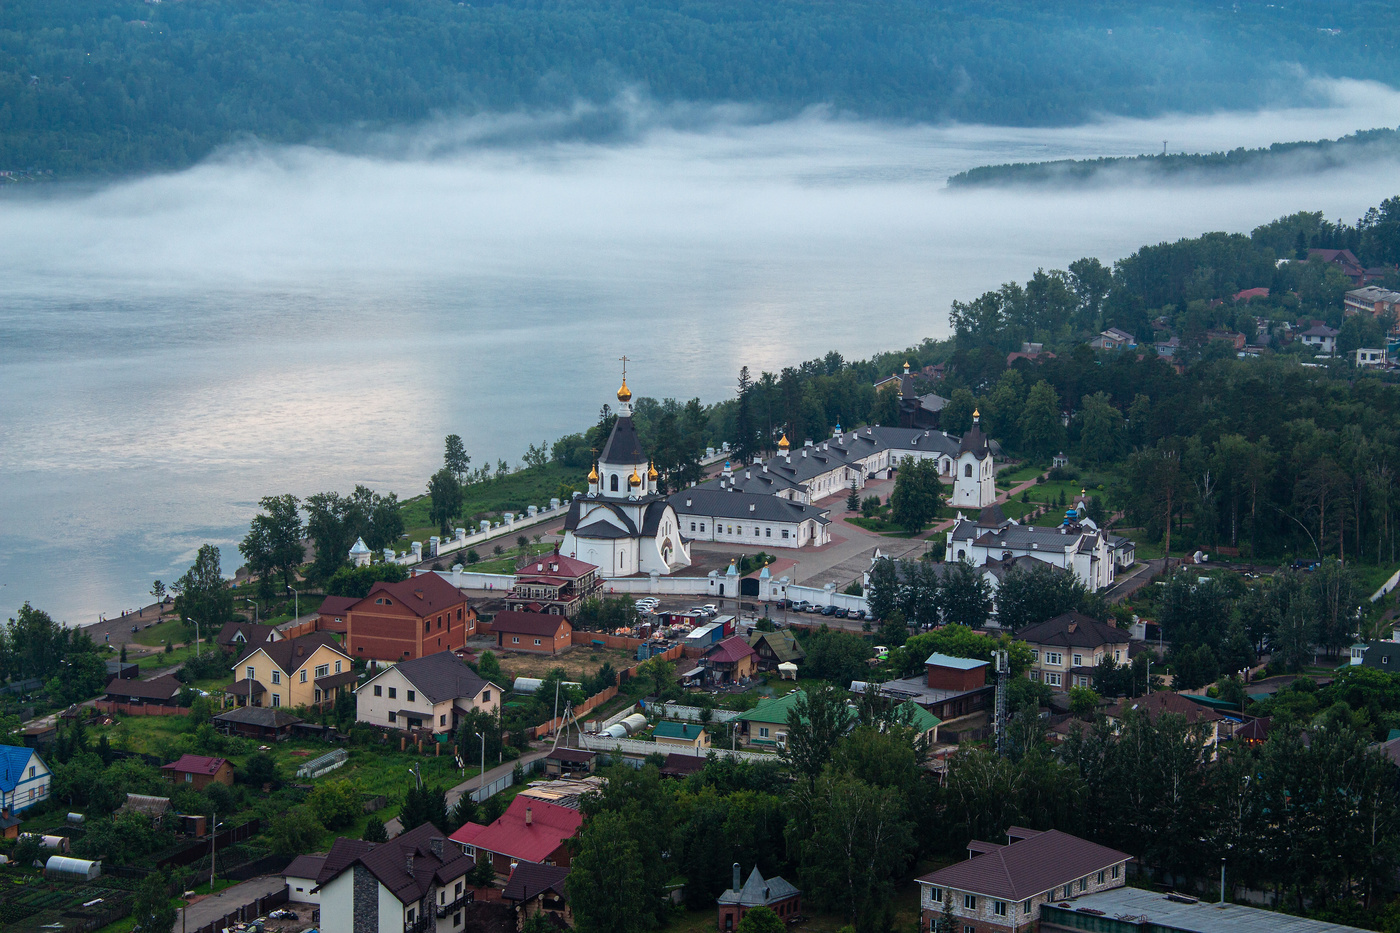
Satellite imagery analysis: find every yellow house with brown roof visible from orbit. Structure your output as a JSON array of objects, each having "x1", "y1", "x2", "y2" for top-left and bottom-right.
[{"x1": 228, "y1": 633, "x2": 355, "y2": 710}]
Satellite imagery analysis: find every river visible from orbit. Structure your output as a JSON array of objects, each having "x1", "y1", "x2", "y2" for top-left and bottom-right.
[{"x1": 4, "y1": 79, "x2": 1400, "y2": 623}]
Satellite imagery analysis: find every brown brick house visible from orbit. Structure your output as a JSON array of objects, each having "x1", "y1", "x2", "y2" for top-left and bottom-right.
[
  {"x1": 344, "y1": 574, "x2": 476, "y2": 662},
  {"x1": 506, "y1": 553, "x2": 601, "y2": 617},
  {"x1": 490, "y1": 612, "x2": 572, "y2": 655},
  {"x1": 717, "y1": 865, "x2": 801, "y2": 932}
]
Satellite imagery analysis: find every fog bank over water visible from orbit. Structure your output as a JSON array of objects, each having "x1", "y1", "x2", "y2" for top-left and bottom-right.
[{"x1": 3, "y1": 78, "x2": 1400, "y2": 623}]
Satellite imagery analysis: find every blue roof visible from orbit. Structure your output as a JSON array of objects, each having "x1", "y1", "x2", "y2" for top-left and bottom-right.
[
  {"x1": 925, "y1": 653, "x2": 989, "y2": 671},
  {"x1": 0, "y1": 746, "x2": 36, "y2": 793}
]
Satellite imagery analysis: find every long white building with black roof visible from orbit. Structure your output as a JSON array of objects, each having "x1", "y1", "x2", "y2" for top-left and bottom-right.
[
  {"x1": 946, "y1": 503, "x2": 1117, "y2": 591},
  {"x1": 669, "y1": 486, "x2": 832, "y2": 548}
]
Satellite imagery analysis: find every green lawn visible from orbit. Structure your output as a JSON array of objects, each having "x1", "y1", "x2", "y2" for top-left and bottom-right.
[
  {"x1": 400, "y1": 464, "x2": 588, "y2": 543},
  {"x1": 459, "y1": 542, "x2": 557, "y2": 573},
  {"x1": 996, "y1": 462, "x2": 1048, "y2": 484},
  {"x1": 131, "y1": 617, "x2": 188, "y2": 648}
]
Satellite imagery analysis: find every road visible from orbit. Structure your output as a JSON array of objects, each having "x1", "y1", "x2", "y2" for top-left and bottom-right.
[
  {"x1": 383, "y1": 748, "x2": 549, "y2": 838},
  {"x1": 173, "y1": 875, "x2": 286, "y2": 933}
]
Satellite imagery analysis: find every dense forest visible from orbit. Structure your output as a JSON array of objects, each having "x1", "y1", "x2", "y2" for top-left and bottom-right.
[
  {"x1": 3, "y1": 0, "x2": 1400, "y2": 178},
  {"x1": 948, "y1": 126, "x2": 1400, "y2": 189}
]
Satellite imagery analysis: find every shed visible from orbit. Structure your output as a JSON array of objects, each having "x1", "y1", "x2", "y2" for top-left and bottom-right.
[
  {"x1": 212, "y1": 706, "x2": 303, "y2": 741},
  {"x1": 45, "y1": 856, "x2": 101, "y2": 881}
]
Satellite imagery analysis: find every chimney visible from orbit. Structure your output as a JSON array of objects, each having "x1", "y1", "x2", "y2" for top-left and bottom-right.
[
  {"x1": 749, "y1": 504, "x2": 756, "y2": 512},
  {"x1": 745, "y1": 470, "x2": 751, "y2": 479},
  {"x1": 1067, "y1": 621, "x2": 1077, "y2": 633},
  {"x1": 406, "y1": 851, "x2": 415, "y2": 876},
  {"x1": 525, "y1": 807, "x2": 533, "y2": 826},
  {"x1": 430, "y1": 837, "x2": 443, "y2": 860},
  {"x1": 733, "y1": 863, "x2": 741, "y2": 892}
]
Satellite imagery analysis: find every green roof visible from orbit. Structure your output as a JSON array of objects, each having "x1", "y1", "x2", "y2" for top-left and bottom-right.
[
  {"x1": 736, "y1": 690, "x2": 807, "y2": 725},
  {"x1": 747, "y1": 631, "x2": 806, "y2": 664},
  {"x1": 653, "y1": 721, "x2": 707, "y2": 740},
  {"x1": 900, "y1": 702, "x2": 941, "y2": 734}
]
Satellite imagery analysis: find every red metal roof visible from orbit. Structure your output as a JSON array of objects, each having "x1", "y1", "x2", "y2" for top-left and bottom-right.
[
  {"x1": 705, "y1": 635, "x2": 757, "y2": 664},
  {"x1": 520, "y1": 554, "x2": 597, "y2": 579},
  {"x1": 448, "y1": 796, "x2": 582, "y2": 864},
  {"x1": 161, "y1": 754, "x2": 229, "y2": 776}
]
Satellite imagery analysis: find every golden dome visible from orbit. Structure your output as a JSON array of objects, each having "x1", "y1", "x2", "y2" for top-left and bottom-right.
[
  {"x1": 629, "y1": 467, "x2": 642, "y2": 487},
  {"x1": 973, "y1": 407, "x2": 980, "y2": 419},
  {"x1": 588, "y1": 463, "x2": 599, "y2": 484},
  {"x1": 617, "y1": 379, "x2": 632, "y2": 403},
  {"x1": 647, "y1": 461, "x2": 659, "y2": 480},
  {"x1": 778, "y1": 433, "x2": 790, "y2": 450}
]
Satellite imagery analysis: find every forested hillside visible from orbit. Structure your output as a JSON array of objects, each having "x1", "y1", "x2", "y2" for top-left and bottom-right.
[{"x1": 2, "y1": 0, "x2": 1400, "y2": 177}]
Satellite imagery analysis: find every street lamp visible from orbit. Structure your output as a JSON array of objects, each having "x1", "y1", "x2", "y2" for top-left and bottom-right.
[
  {"x1": 185, "y1": 618, "x2": 200, "y2": 658},
  {"x1": 475, "y1": 732, "x2": 486, "y2": 800},
  {"x1": 287, "y1": 585, "x2": 299, "y2": 621},
  {"x1": 244, "y1": 598, "x2": 257, "y2": 624}
]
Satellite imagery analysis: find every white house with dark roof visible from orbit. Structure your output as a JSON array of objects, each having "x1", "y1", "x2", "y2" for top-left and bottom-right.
[
  {"x1": 316, "y1": 822, "x2": 475, "y2": 933},
  {"x1": 356, "y1": 652, "x2": 502, "y2": 733},
  {"x1": 946, "y1": 505, "x2": 1117, "y2": 592},
  {"x1": 917, "y1": 827, "x2": 1131, "y2": 933},
  {"x1": 670, "y1": 486, "x2": 831, "y2": 549},
  {"x1": 1300, "y1": 323, "x2": 1340, "y2": 354},
  {"x1": 561, "y1": 374, "x2": 691, "y2": 576}
]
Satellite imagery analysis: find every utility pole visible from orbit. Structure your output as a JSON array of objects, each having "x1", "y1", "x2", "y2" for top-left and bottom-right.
[
  {"x1": 993, "y1": 650, "x2": 1009, "y2": 756},
  {"x1": 209, "y1": 810, "x2": 216, "y2": 891},
  {"x1": 475, "y1": 733, "x2": 486, "y2": 801}
]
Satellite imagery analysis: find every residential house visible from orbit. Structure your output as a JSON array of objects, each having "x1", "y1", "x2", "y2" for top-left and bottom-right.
[
  {"x1": 212, "y1": 706, "x2": 303, "y2": 741},
  {"x1": 502, "y1": 862, "x2": 572, "y2": 932},
  {"x1": 946, "y1": 506, "x2": 1119, "y2": 592},
  {"x1": 924, "y1": 653, "x2": 988, "y2": 692},
  {"x1": 0, "y1": 747, "x2": 51, "y2": 814},
  {"x1": 854, "y1": 654, "x2": 993, "y2": 728},
  {"x1": 1300, "y1": 323, "x2": 1340, "y2": 354},
  {"x1": 506, "y1": 553, "x2": 602, "y2": 617},
  {"x1": 316, "y1": 595, "x2": 359, "y2": 634},
  {"x1": 735, "y1": 691, "x2": 805, "y2": 749},
  {"x1": 1357, "y1": 347, "x2": 1387, "y2": 368},
  {"x1": 1089, "y1": 328, "x2": 1136, "y2": 350},
  {"x1": 215, "y1": 621, "x2": 280, "y2": 652},
  {"x1": 543, "y1": 747, "x2": 597, "y2": 777},
  {"x1": 316, "y1": 822, "x2": 476, "y2": 933},
  {"x1": 283, "y1": 854, "x2": 326, "y2": 904},
  {"x1": 1019, "y1": 613, "x2": 1130, "y2": 690},
  {"x1": 104, "y1": 660, "x2": 139, "y2": 681},
  {"x1": 103, "y1": 674, "x2": 183, "y2": 710},
  {"x1": 228, "y1": 633, "x2": 353, "y2": 709},
  {"x1": 1204, "y1": 329, "x2": 1247, "y2": 351},
  {"x1": 490, "y1": 612, "x2": 573, "y2": 655},
  {"x1": 1233, "y1": 287, "x2": 1270, "y2": 302},
  {"x1": 660, "y1": 753, "x2": 708, "y2": 780},
  {"x1": 1345, "y1": 286, "x2": 1400, "y2": 336},
  {"x1": 653, "y1": 721, "x2": 710, "y2": 749},
  {"x1": 916, "y1": 827, "x2": 1131, "y2": 933},
  {"x1": 718, "y1": 864, "x2": 801, "y2": 933},
  {"x1": 1351, "y1": 638, "x2": 1400, "y2": 672},
  {"x1": 450, "y1": 797, "x2": 583, "y2": 879},
  {"x1": 1308, "y1": 248, "x2": 1388, "y2": 287},
  {"x1": 344, "y1": 575, "x2": 476, "y2": 662},
  {"x1": 356, "y1": 651, "x2": 502, "y2": 734},
  {"x1": 702, "y1": 636, "x2": 758, "y2": 685},
  {"x1": 746, "y1": 630, "x2": 805, "y2": 672},
  {"x1": 161, "y1": 754, "x2": 234, "y2": 790},
  {"x1": 1106, "y1": 692, "x2": 1227, "y2": 750}
]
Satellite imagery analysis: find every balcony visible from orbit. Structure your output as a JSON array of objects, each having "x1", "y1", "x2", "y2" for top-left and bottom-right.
[
  {"x1": 405, "y1": 914, "x2": 433, "y2": 933},
  {"x1": 436, "y1": 892, "x2": 474, "y2": 918}
]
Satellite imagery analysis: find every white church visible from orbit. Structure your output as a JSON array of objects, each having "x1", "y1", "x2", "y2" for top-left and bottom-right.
[
  {"x1": 560, "y1": 375, "x2": 692, "y2": 577},
  {"x1": 949, "y1": 409, "x2": 997, "y2": 510}
]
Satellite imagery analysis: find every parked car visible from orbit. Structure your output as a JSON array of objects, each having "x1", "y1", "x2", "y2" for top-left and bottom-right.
[
  {"x1": 850, "y1": 609, "x2": 866, "y2": 621},
  {"x1": 820, "y1": 605, "x2": 836, "y2": 616},
  {"x1": 834, "y1": 607, "x2": 849, "y2": 618},
  {"x1": 701, "y1": 604, "x2": 718, "y2": 616},
  {"x1": 791, "y1": 600, "x2": 813, "y2": 612}
]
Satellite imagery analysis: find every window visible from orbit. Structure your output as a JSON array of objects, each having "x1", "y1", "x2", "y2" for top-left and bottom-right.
[
  {"x1": 1030, "y1": 649, "x2": 1039, "y2": 661},
  {"x1": 994, "y1": 901, "x2": 1007, "y2": 916},
  {"x1": 512, "y1": 637, "x2": 520, "y2": 644},
  {"x1": 700, "y1": 524, "x2": 706, "y2": 532},
  {"x1": 1112, "y1": 865, "x2": 1120, "y2": 879},
  {"x1": 389, "y1": 712, "x2": 397, "y2": 723},
  {"x1": 315, "y1": 689, "x2": 322, "y2": 703},
  {"x1": 534, "y1": 638, "x2": 542, "y2": 646},
  {"x1": 691, "y1": 522, "x2": 696, "y2": 532},
  {"x1": 438, "y1": 616, "x2": 443, "y2": 629},
  {"x1": 1063, "y1": 884, "x2": 1074, "y2": 899},
  {"x1": 300, "y1": 670, "x2": 307, "y2": 683},
  {"x1": 1079, "y1": 878, "x2": 1087, "y2": 892},
  {"x1": 425, "y1": 620, "x2": 431, "y2": 633},
  {"x1": 271, "y1": 670, "x2": 281, "y2": 684},
  {"x1": 388, "y1": 687, "x2": 397, "y2": 699},
  {"x1": 272, "y1": 693, "x2": 281, "y2": 707},
  {"x1": 457, "y1": 608, "x2": 463, "y2": 621},
  {"x1": 1023, "y1": 900, "x2": 1032, "y2": 914},
  {"x1": 1072, "y1": 653, "x2": 1083, "y2": 667},
  {"x1": 185, "y1": 772, "x2": 193, "y2": 783},
  {"x1": 335, "y1": 660, "x2": 342, "y2": 673},
  {"x1": 483, "y1": 690, "x2": 491, "y2": 702},
  {"x1": 27, "y1": 767, "x2": 34, "y2": 779},
  {"x1": 1028, "y1": 670, "x2": 1041, "y2": 681},
  {"x1": 1045, "y1": 672, "x2": 1062, "y2": 687},
  {"x1": 1044, "y1": 652, "x2": 1063, "y2": 666},
  {"x1": 928, "y1": 887, "x2": 942, "y2": 903},
  {"x1": 782, "y1": 529, "x2": 790, "y2": 539},
  {"x1": 964, "y1": 463, "x2": 972, "y2": 477},
  {"x1": 406, "y1": 909, "x2": 415, "y2": 924},
  {"x1": 1114, "y1": 649, "x2": 1122, "y2": 663},
  {"x1": 963, "y1": 894, "x2": 976, "y2": 910},
  {"x1": 315, "y1": 664, "x2": 329, "y2": 678},
  {"x1": 963, "y1": 926, "x2": 975, "y2": 933},
  {"x1": 1097, "y1": 871, "x2": 1105, "y2": 885},
  {"x1": 759, "y1": 727, "x2": 769, "y2": 738},
  {"x1": 454, "y1": 913, "x2": 462, "y2": 927},
  {"x1": 246, "y1": 666, "x2": 256, "y2": 681},
  {"x1": 610, "y1": 474, "x2": 619, "y2": 491},
  {"x1": 407, "y1": 690, "x2": 416, "y2": 702},
  {"x1": 374, "y1": 685, "x2": 382, "y2": 696},
  {"x1": 441, "y1": 714, "x2": 447, "y2": 726},
  {"x1": 765, "y1": 528, "x2": 772, "y2": 537}
]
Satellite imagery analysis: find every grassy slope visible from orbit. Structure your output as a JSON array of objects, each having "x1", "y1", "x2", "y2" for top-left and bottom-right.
[{"x1": 399, "y1": 464, "x2": 586, "y2": 544}]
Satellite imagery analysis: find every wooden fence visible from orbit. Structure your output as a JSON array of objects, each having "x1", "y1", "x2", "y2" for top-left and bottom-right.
[{"x1": 95, "y1": 700, "x2": 183, "y2": 717}]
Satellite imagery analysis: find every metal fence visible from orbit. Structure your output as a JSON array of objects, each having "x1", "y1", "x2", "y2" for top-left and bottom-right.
[
  {"x1": 187, "y1": 887, "x2": 290, "y2": 933},
  {"x1": 467, "y1": 772, "x2": 515, "y2": 803}
]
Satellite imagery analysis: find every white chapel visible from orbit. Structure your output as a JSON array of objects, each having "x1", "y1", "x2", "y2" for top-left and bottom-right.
[{"x1": 950, "y1": 409, "x2": 997, "y2": 509}]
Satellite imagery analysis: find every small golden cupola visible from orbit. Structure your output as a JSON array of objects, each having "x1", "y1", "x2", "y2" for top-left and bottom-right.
[
  {"x1": 629, "y1": 466, "x2": 642, "y2": 487},
  {"x1": 973, "y1": 407, "x2": 980, "y2": 419},
  {"x1": 647, "y1": 461, "x2": 659, "y2": 481},
  {"x1": 778, "y1": 432, "x2": 790, "y2": 450},
  {"x1": 588, "y1": 462, "x2": 599, "y2": 484},
  {"x1": 617, "y1": 378, "x2": 632, "y2": 404}
]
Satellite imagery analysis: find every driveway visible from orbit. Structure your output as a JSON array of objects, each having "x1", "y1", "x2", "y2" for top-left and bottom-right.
[{"x1": 173, "y1": 875, "x2": 286, "y2": 933}]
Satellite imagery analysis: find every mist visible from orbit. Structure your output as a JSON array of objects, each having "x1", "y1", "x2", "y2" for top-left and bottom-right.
[{"x1": 3, "y1": 77, "x2": 1400, "y2": 623}]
